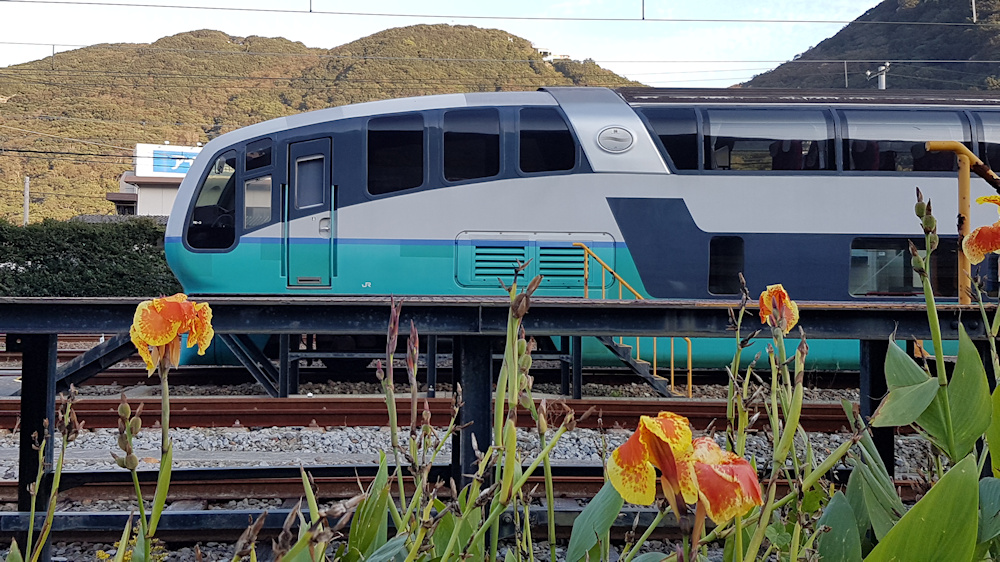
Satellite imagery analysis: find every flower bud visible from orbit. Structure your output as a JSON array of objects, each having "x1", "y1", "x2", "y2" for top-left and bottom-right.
[
  {"x1": 922, "y1": 214, "x2": 937, "y2": 233},
  {"x1": 112, "y1": 453, "x2": 127, "y2": 468},
  {"x1": 118, "y1": 401, "x2": 131, "y2": 420},
  {"x1": 516, "y1": 338, "x2": 527, "y2": 356},
  {"x1": 914, "y1": 201, "x2": 927, "y2": 218},
  {"x1": 500, "y1": 418, "x2": 517, "y2": 503},
  {"x1": 518, "y1": 353, "x2": 532, "y2": 373},
  {"x1": 928, "y1": 233, "x2": 939, "y2": 252},
  {"x1": 129, "y1": 417, "x2": 142, "y2": 435},
  {"x1": 125, "y1": 453, "x2": 139, "y2": 470},
  {"x1": 117, "y1": 434, "x2": 131, "y2": 453}
]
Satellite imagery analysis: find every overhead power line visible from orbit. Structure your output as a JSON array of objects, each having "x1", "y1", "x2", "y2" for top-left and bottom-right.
[{"x1": 0, "y1": 0, "x2": 991, "y2": 27}]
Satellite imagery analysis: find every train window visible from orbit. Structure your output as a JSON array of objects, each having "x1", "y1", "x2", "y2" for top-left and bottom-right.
[
  {"x1": 519, "y1": 107, "x2": 575, "y2": 173},
  {"x1": 187, "y1": 150, "x2": 237, "y2": 250},
  {"x1": 708, "y1": 236, "x2": 744, "y2": 294},
  {"x1": 368, "y1": 114, "x2": 424, "y2": 195},
  {"x1": 977, "y1": 112, "x2": 1000, "y2": 169},
  {"x1": 703, "y1": 109, "x2": 834, "y2": 171},
  {"x1": 295, "y1": 156, "x2": 325, "y2": 209},
  {"x1": 841, "y1": 110, "x2": 967, "y2": 172},
  {"x1": 635, "y1": 107, "x2": 699, "y2": 170},
  {"x1": 849, "y1": 237, "x2": 957, "y2": 297},
  {"x1": 245, "y1": 138, "x2": 272, "y2": 171},
  {"x1": 444, "y1": 109, "x2": 500, "y2": 181},
  {"x1": 244, "y1": 175, "x2": 272, "y2": 229}
]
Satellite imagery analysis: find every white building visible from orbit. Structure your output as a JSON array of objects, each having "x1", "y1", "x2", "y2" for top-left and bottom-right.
[{"x1": 108, "y1": 143, "x2": 202, "y2": 216}]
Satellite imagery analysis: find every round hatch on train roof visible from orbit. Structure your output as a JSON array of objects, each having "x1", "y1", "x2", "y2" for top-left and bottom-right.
[{"x1": 596, "y1": 126, "x2": 635, "y2": 153}]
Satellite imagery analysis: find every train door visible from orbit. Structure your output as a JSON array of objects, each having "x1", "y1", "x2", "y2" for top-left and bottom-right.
[{"x1": 285, "y1": 138, "x2": 333, "y2": 287}]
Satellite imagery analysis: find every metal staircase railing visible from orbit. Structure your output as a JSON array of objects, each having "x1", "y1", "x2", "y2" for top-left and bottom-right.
[{"x1": 572, "y1": 243, "x2": 692, "y2": 397}]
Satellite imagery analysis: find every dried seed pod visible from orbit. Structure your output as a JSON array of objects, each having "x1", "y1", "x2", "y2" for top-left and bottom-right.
[
  {"x1": 117, "y1": 433, "x2": 131, "y2": 453},
  {"x1": 125, "y1": 453, "x2": 139, "y2": 470},
  {"x1": 118, "y1": 399, "x2": 131, "y2": 420},
  {"x1": 129, "y1": 417, "x2": 142, "y2": 436}
]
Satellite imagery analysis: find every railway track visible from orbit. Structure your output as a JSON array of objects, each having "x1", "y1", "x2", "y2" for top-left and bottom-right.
[{"x1": 0, "y1": 395, "x2": 856, "y2": 432}]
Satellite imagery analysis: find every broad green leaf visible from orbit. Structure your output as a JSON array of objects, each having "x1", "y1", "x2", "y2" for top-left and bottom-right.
[
  {"x1": 846, "y1": 467, "x2": 872, "y2": 543},
  {"x1": 980, "y1": 478, "x2": 1000, "y2": 545},
  {"x1": 801, "y1": 485, "x2": 825, "y2": 515},
  {"x1": 366, "y1": 534, "x2": 409, "y2": 562},
  {"x1": 504, "y1": 548, "x2": 516, "y2": 562},
  {"x1": 816, "y1": 492, "x2": 863, "y2": 562},
  {"x1": 7, "y1": 538, "x2": 24, "y2": 562},
  {"x1": 864, "y1": 455, "x2": 979, "y2": 562},
  {"x1": 765, "y1": 523, "x2": 792, "y2": 550},
  {"x1": 947, "y1": 325, "x2": 993, "y2": 459},
  {"x1": 870, "y1": 378, "x2": 940, "y2": 427},
  {"x1": 857, "y1": 462, "x2": 901, "y2": 541},
  {"x1": 431, "y1": 498, "x2": 456, "y2": 558},
  {"x1": 113, "y1": 517, "x2": 133, "y2": 562},
  {"x1": 631, "y1": 553, "x2": 670, "y2": 562},
  {"x1": 565, "y1": 481, "x2": 625, "y2": 562},
  {"x1": 885, "y1": 339, "x2": 930, "y2": 388},
  {"x1": 345, "y1": 453, "x2": 390, "y2": 562},
  {"x1": 146, "y1": 440, "x2": 172, "y2": 537},
  {"x1": 986, "y1": 386, "x2": 1000, "y2": 477}
]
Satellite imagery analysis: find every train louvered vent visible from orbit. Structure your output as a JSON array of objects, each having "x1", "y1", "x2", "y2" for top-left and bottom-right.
[
  {"x1": 474, "y1": 246, "x2": 528, "y2": 278},
  {"x1": 538, "y1": 246, "x2": 586, "y2": 281}
]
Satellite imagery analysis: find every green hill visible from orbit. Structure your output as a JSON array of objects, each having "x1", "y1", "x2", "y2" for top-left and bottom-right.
[
  {"x1": 745, "y1": 0, "x2": 1000, "y2": 89},
  {"x1": 0, "y1": 25, "x2": 641, "y2": 222}
]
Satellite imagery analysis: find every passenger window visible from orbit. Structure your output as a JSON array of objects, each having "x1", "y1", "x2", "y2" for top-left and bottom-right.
[
  {"x1": 519, "y1": 107, "x2": 575, "y2": 173},
  {"x1": 187, "y1": 150, "x2": 237, "y2": 250},
  {"x1": 444, "y1": 109, "x2": 500, "y2": 181},
  {"x1": 244, "y1": 175, "x2": 272, "y2": 229},
  {"x1": 704, "y1": 109, "x2": 834, "y2": 171},
  {"x1": 841, "y1": 110, "x2": 967, "y2": 172},
  {"x1": 245, "y1": 138, "x2": 272, "y2": 171},
  {"x1": 977, "y1": 112, "x2": 1000, "y2": 169},
  {"x1": 636, "y1": 107, "x2": 699, "y2": 170},
  {"x1": 849, "y1": 238, "x2": 956, "y2": 297},
  {"x1": 708, "y1": 236, "x2": 744, "y2": 294},
  {"x1": 295, "y1": 156, "x2": 325, "y2": 209},
  {"x1": 368, "y1": 114, "x2": 424, "y2": 195}
]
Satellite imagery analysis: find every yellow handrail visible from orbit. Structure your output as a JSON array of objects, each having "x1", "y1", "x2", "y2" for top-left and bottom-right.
[{"x1": 573, "y1": 242, "x2": 693, "y2": 396}]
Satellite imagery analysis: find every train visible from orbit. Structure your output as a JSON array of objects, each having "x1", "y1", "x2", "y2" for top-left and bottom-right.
[{"x1": 164, "y1": 87, "x2": 1000, "y2": 371}]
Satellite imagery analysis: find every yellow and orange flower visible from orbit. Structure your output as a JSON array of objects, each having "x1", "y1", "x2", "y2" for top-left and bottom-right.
[
  {"x1": 759, "y1": 284, "x2": 799, "y2": 335},
  {"x1": 689, "y1": 437, "x2": 762, "y2": 524},
  {"x1": 963, "y1": 196, "x2": 1000, "y2": 265},
  {"x1": 607, "y1": 412, "x2": 698, "y2": 514},
  {"x1": 130, "y1": 293, "x2": 214, "y2": 375}
]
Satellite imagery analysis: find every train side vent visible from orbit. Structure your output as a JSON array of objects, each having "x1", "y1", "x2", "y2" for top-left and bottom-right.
[
  {"x1": 538, "y1": 245, "x2": 585, "y2": 286},
  {"x1": 474, "y1": 245, "x2": 528, "y2": 280}
]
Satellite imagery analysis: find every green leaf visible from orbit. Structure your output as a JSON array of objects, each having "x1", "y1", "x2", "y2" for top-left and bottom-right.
[
  {"x1": 816, "y1": 492, "x2": 863, "y2": 562},
  {"x1": 765, "y1": 523, "x2": 792, "y2": 550},
  {"x1": 113, "y1": 517, "x2": 133, "y2": 562},
  {"x1": 7, "y1": 539, "x2": 24, "y2": 562},
  {"x1": 946, "y1": 325, "x2": 993, "y2": 459},
  {"x1": 345, "y1": 453, "x2": 390, "y2": 562},
  {"x1": 986, "y1": 386, "x2": 1000, "y2": 478},
  {"x1": 146, "y1": 440, "x2": 172, "y2": 537},
  {"x1": 979, "y1": 478, "x2": 1000, "y2": 545},
  {"x1": 885, "y1": 339, "x2": 930, "y2": 388},
  {"x1": 631, "y1": 554, "x2": 670, "y2": 562},
  {"x1": 431, "y1": 498, "x2": 456, "y2": 558},
  {"x1": 801, "y1": 485, "x2": 825, "y2": 515},
  {"x1": 565, "y1": 481, "x2": 625, "y2": 562},
  {"x1": 864, "y1": 455, "x2": 979, "y2": 562},
  {"x1": 857, "y1": 462, "x2": 901, "y2": 541},
  {"x1": 723, "y1": 524, "x2": 754, "y2": 562},
  {"x1": 846, "y1": 467, "x2": 872, "y2": 543},
  {"x1": 870, "y1": 377, "x2": 940, "y2": 427},
  {"x1": 366, "y1": 534, "x2": 409, "y2": 562}
]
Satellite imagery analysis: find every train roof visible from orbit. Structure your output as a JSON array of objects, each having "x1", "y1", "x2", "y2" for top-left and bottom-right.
[{"x1": 616, "y1": 87, "x2": 1000, "y2": 107}]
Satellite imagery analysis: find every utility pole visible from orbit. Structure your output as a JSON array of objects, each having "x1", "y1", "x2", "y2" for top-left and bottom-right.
[
  {"x1": 23, "y1": 176, "x2": 29, "y2": 226},
  {"x1": 973, "y1": 0, "x2": 978, "y2": 23},
  {"x1": 866, "y1": 62, "x2": 890, "y2": 90}
]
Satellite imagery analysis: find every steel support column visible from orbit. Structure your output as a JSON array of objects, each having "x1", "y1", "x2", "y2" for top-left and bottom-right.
[
  {"x1": 560, "y1": 336, "x2": 570, "y2": 396},
  {"x1": 452, "y1": 336, "x2": 492, "y2": 487},
  {"x1": 572, "y1": 336, "x2": 583, "y2": 400},
  {"x1": 860, "y1": 339, "x2": 893, "y2": 477},
  {"x1": 427, "y1": 335, "x2": 438, "y2": 398}
]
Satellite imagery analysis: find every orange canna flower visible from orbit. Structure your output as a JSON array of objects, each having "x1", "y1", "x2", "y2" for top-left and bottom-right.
[
  {"x1": 759, "y1": 284, "x2": 799, "y2": 335},
  {"x1": 964, "y1": 197, "x2": 1000, "y2": 265},
  {"x1": 130, "y1": 293, "x2": 214, "y2": 376},
  {"x1": 607, "y1": 412, "x2": 698, "y2": 515},
  {"x1": 689, "y1": 437, "x2": 762, "y2": 524}
]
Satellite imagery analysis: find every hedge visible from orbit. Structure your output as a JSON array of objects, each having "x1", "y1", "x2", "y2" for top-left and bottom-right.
[{"x1": 0, "y1": 218, "x2": 182, "y2": 297}]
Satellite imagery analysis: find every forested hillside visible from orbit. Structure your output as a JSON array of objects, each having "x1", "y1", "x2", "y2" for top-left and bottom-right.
[
  {"x1": 745, "y1": 0, "x2": 1000, "y2": 89},
  {"x1": 0, "y1": 25, "x2": 640, "y2": 222}
]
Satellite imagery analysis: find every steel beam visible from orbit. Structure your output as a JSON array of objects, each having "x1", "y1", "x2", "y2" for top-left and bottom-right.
[{"x1": 452, "y1": 335, "x2": 493, "y2": 487}]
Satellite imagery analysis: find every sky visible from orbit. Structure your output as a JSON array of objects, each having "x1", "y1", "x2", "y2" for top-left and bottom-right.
[{"x1": 0, "y1": 0, "x2": 890, "y2": 87}]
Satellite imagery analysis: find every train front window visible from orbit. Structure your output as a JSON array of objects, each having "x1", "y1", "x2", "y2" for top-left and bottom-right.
[
  {"x1": 977, "y1": 112, "x2": 1000, "y2": 169},
  {"x1": 187, "y1": 150, "x2": 237, "y2": 250},
  {"x1": 444, "y1": 109, "x2": 500, "y2": 181},
  {"x1": 841, "y1": 110, "x2": 968, "y2": 172},
  {"x1": 368, "y1": 114, "x2": 424, "y2": 195},
  {"x1": 636, "y1": 107, "x2": 698, "y2": 170},
  {"x1": 704, "y1": 109, "x2": 834, "y2": 171},
  {"x1": 245, "y1": 138, "x2": 272, "y2": 171},
  {"x1": 519, "y1": 107, "x2": 575, "y2": 173}
]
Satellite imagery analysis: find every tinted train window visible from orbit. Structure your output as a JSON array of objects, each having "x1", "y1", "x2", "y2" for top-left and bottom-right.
[
  {"x1": 295, "y1": 156, "x2": 325, "y2": 209},
  {"x1": 444, "y1": 109, "x2": 500, "y2": 181},
  {"x1": 704, "y1": 109, "x2": 834, "y2": 171},
  {"x1": 245, "y1": 138, "x2": 272, "y2": 171},
  {"x1": 187, "y1": 150, "x2": 237, "y2": 250},
  {"x1": 368, "y1": 114, "x2": 424, "y2": 195},
  {"x1": 244, "y1": 175, "x2": 272, "y2": 229},
  {"x1": 849, "y1": 237, "x2": 957, "y2": 297},
  {"x1": 636, "y1": 107, "x2": 698, "y2": 170},
  {"x1": 519, "y1": 107, "x2": 575, "y2": 173},
  {"x1": 708, "y1": 236, "x2": 744, "y2": 294},
  {"x1": 977, "y1": 112, "x2": 1000, "y2": 169},
  {"x1": 841, "y1": 110, "x2": 967, "y2": 172}
]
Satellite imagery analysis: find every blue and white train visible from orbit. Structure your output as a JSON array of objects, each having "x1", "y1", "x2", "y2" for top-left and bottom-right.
[{"x1": 165, "y1": 87, "x2": 1000, "y2": 369}]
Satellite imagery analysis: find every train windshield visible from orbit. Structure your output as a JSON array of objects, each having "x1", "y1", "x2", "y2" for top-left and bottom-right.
[{"x1": 186, "y1": 150, "x2": 237, "y2": 250}]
